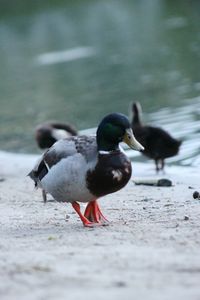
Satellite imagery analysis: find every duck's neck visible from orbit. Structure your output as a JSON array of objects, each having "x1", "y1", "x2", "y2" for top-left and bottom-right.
[
  {"x1": 132, "y1": 114, "x2": 142, "y2": 126},
  {"x1": 97, "y1": 138, "x2": 119, "y2": 152},
  {"x1": 132, "y1": 103, "x2": 142, "y2": 126}
]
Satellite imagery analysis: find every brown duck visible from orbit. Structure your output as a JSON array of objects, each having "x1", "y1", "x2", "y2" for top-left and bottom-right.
[{"x1": 35, "y1": 121, "x2": 77, "y2": 149}]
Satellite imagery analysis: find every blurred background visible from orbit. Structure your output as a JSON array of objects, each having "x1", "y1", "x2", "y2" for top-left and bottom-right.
[{"x1": 0, "y1": 0, "x2": 199, "y2": 166}]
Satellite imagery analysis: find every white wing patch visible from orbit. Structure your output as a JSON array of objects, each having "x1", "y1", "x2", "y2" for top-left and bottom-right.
[
  {"x1": 51, "y1": 129, "x2": 71, "y2": 140},
  {"x1": 112, "y1": 170, "x2": 123, "y2": 181}
]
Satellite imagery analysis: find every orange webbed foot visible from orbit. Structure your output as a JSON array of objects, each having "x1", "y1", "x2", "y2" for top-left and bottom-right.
[
  {"x1": 71, "y1": 201, "x2": 109, "y2": 227},
  {"x1": 84, "y1": 200, "x2": 109, "y2": 226}
]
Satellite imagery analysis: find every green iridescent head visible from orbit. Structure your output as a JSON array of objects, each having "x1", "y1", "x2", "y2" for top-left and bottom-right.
[{"x1": 96, "y1": 113, "x2": 144, "y2": 152}]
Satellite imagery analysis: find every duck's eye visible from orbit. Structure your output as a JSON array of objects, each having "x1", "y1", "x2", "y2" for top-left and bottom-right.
[{"x1": 127, "y1": 135, "x2": 131, "y2": 140}]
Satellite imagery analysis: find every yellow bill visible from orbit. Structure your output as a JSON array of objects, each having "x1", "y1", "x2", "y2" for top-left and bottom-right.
[{"x1": 123, "y1": 128, "x2": 144, "y2": 151}]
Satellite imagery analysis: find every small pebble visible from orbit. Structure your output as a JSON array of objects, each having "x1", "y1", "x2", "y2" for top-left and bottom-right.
[
  {"x1": 48, "y1": 236, "x2": 56, "y2": 240},
  {"x1": 157, "y1": 179, "x2": 172, "y2": 187},
  {"x1": 164, "y1": 203, "x2": 173, "y2": 207},
  {"x1": 193, "y1": 191, "x2": 200, "y2": 199},
  {"x1": 114, "y1": 281, "x2": 127, "y2": 288},
  {"x1": 65, "y1": 215, "x2": 70, "y2": 221},
  {"x1": 184, "y1": 216, "x2": 189, "y2": 221},
  {"x1": 141, "y1": 198, "x2": 153, "y2": 202}
]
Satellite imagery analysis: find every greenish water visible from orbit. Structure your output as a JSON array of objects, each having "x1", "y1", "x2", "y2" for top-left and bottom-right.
[{"x1": 0, "y1": 0, "x2": 200, "y2": 166}]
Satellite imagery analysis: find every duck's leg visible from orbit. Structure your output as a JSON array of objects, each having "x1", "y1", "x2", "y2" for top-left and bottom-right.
[
  {"x1": 71, "y1": 202, "x2": 94, "y2": 227},
  {"x1": 94, "y1": 201, "x2": 109, "y2": 224},
  {"x1": 42, "y1": 189, "x2": 47, "y2": 203},
  {"x1": 84, "y1": 202, "x2": 96, "y2": 222},
  {"x1": 156, "y1": 159, "x2": 164, "y2": 172},
  {"x1": 84, "y1": 200, "x2": 109, "y2": 224},
  {"x1": 161, "y1": 159, "x2": 165, "y2": 170},
  {"x1": 155, "y1": 159, "x2": 160, "y2": 172}
]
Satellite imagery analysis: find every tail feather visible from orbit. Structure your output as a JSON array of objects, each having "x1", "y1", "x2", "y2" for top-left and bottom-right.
[
  {"x1": 28, "y1": 157, "x2": 49, "y2": 188},
  {"x1": 132, "y1": 102, "x2": 143, "y2": 126}
]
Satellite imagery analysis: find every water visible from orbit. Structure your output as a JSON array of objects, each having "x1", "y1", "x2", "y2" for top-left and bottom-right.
[{"x1": 0, "y1": 0, "x2": 199, "y2": 166}]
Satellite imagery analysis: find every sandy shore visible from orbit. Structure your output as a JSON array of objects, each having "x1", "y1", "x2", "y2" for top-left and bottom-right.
[{"x1": 0, "y1": 150, "x2": 200, "y2": 300}]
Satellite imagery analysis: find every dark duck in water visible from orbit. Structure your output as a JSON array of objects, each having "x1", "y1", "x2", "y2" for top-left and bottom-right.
[
  {"x1": 35, "y1": 121, "x2": 77, "y2": 149},
  {"x1": 29, "y1": 113, "x2": 144, "y2": 227},
  {"x1": 131, "y1": 102, "x2": 182, "y2": 171}
]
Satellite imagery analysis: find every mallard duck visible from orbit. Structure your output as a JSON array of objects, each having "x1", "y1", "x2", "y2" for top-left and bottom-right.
[
  {"x1": 29, "y1": 113, "x2": 144, "y2": 227},
  {"x1": 131, "y1": 102, "x2": 182, "y2": 171},
  {"x1": 35, "y1": 122, "x2": 77, "y2": 149}
]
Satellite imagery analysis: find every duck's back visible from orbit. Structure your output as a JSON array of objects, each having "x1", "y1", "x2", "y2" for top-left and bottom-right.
[{"x1": 29, "y1": 136, "x2": 98, "y2": 202}]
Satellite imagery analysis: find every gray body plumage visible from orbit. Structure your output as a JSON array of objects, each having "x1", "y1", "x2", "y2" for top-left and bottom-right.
[{"x1": 29, "y1": 136, "x2": 97, "y2": 203}]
